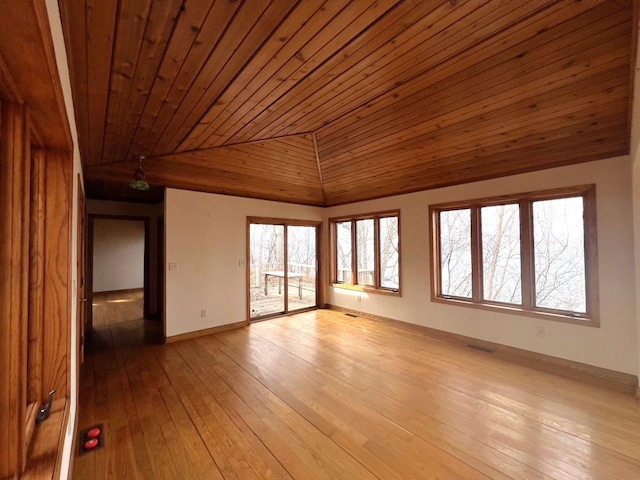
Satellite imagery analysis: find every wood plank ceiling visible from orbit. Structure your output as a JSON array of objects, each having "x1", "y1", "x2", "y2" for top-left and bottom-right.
[{"x1": 60, "y1": 0, "x2": 635, "y2": 206}]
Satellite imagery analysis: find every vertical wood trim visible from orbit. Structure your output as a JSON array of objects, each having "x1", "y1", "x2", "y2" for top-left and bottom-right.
[
  {"x1": 28, "y1": 148, "x2": 45, "y2": 405},
  {"x1": 316, "y1": 222, "x2": 323, "y2": 309},
  {"x1": 428, "y1": 206, "x2": 441, "y2": 301},
  {"x1": 43, "y1": 149, "x2": 72, "y2": 398},
  {"x1": 351, "y1": 220, "x2": 357, "y2": 285},
  {"x1": 471, "y1": 206, "x2": 482, "y2": 302},
  {"x1": 158, "y1": 216, "x2": 165, "y2": 319},
  {"x1": 584, "y1": 185, "x2": 600, "y2": 325},
  {"x1": 246, "y1": 217, "x2": 251, "y2": 322},
  {"x1": 87, "y1": 215, "x2": 95, "y2": 330},
  {"x1": 520, "y1": 200, "x2": 534, "y2": 310},
  {"x1": 374, "y1": 218, "x2": 381, "y2": 288},
  {"x1": 283, "y1": 224, "x2": 289, "y2": 312},
  {"x1": 0, "y1": 101, "x2": 28, "y2": 478},
  {"x1": 143, "y1": 217, "x2": 150, "y2": 319},
  {"x1": 329, "y1": 221, "x2": 337, "y2": 284},
  {"x1": 396, "y1": 211, "x2": 402, "y2": 295},
  {"x1": 76, "y1": 174, "x2": 86, "y2": 370},
  {"x1": 19, "y1": 126, "x2": 31, "y2": 471}
]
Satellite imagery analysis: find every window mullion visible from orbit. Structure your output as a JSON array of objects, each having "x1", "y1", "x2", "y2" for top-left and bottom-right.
[
  {"x1": 351, "y1": 220, "x2": 357, "y2": 285},
  {"x1": 374, "y1": 218, "x2": 380, "y2": 288},
  {"x1": 471, "y1": 205, "x2": 483, "y2": 303},
  {"x1": 582, "y1": 187, "x2": 599, "y2": 322},
  {"x1": 331, "y1": 223, "x2": 338, "y2": 283},
  {"x1": 520, "y1": 200, "x2": 534, "y2": 309}
]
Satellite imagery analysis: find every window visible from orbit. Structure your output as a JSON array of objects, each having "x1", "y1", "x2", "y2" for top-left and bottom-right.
[
  {"x1": 331, "y1": 211, "x2": 400, "y2": 293},
  {"x1": 430, "y1": 186, "x2": 598, "y2": 326}
]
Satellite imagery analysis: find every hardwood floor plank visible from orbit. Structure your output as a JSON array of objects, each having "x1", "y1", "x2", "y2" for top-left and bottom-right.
[{"x1": 73, "y1": 306, "x2": 640, "y2": 480}]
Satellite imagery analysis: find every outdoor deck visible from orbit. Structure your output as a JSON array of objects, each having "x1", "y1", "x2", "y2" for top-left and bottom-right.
[{"x1": 250, "y1": 281, "x2": 317, "y2": 319}]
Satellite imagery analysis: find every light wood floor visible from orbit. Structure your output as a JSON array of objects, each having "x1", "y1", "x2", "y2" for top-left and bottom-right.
[
  {"x1": 73, "y1": 309, "x2": 640, "y2": 479},
  {"x1": 92, "y1": 290, "x2": 144, "y2": 327}
]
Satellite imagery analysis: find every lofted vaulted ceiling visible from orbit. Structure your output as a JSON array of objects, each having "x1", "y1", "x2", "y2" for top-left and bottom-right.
[{"x1": 60, "y1": 0, "x2": 635, "y2": 206}]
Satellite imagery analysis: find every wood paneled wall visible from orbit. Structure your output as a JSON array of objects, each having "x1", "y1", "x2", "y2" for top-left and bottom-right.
[
  {"x1": 28, "y1": 148, "x2": 46, "y2": 406},
  {"x1": 0, "y1": 102, "x2": 72, "y2": 477},
  {"x1": 0, "y1": 100, "x2": 29, "y2": 477},
  {"x1": 43, "y1": 149, "x2": 72, "y2": 398},
  {"x1": 0, "y1": 1, "x2": 75, "y2": 477}
]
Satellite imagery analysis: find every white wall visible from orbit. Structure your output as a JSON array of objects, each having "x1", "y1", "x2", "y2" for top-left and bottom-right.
[
  {"x1": 326, "y1": 156, "x2": 638, "y2": 376},
  {"x1": 165, "y1": 189, "x2": 324, "y2": 338},
  {"x1": 92, "y1": 219, "x2": 145, "y2": 292}
]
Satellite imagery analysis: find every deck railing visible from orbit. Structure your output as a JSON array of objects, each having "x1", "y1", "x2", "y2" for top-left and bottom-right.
[{"x1": 250, "y1": 262, "x2": 316, "y2": 287}]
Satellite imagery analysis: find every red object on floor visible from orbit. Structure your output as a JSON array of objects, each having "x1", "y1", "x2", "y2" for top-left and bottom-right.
[
  {"x1": 87, "y1": 427, "x2": 101, "y2": 438},
  {"x1": 84, "y1": 438, "x2": 99, "y2": 450}
]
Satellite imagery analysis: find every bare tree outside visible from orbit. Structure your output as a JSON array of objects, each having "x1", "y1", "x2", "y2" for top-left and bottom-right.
[
  {"x1": 287, "y1": 225, "x2": 315, "y2": 267},
  {"x1": 250, "y1": 223, "x2": 318, "y2": 318},
  {"x1": 336, "y1": 221, "x2": 352, "y2": 282},
  {"x1": 250, "y1": 224, "x2": 285, "y2": 316},
  {"x1": 250, "y1": 224, "x2": 284, "y2": 268},
  {"x1": 440, "y1": 209, "x2": 472, "y2": 297},
  {"x1": 356, "y1": 219, "x2": 374, "y2": 285},
  {"x1": 380, "y1": 216, "x2": 399, "y2": 288},
  {"x1": 533, "y1": 197, "x2": 586, "y2": 312},
  {"x1": 481, "y1": 204, "x2": 521, "y2": 304}
]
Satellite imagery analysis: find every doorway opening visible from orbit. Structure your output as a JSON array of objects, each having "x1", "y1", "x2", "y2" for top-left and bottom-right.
[
  {"x1": 248, "y1": 218, "x2": 321, "y2": 320},
  {"x1": 87, "y1": 216, "x2": 149, "y2": 327}
]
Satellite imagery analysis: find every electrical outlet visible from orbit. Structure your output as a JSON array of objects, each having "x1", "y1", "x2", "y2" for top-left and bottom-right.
[
  {"x1": 200, "y1": 309, "x2": 206, "y2": 318},
  {"x1": 357, "y1": 295, "x2": 362, "y2": 303},
  {"x1": 536, "y1": 326, "x2": 546, "y2": 338},
  {"x1": 168, "y1": 262, "x2": 178, "y2": 271},
  {"x1": 238, "y1": 259, "x2": 246, "y2": 267}
]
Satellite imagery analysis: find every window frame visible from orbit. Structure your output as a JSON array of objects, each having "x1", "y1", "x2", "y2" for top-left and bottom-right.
[
  {"x1": 429, "y1": 185, "x2": 599, "y2": 326},
  {"x1": 330, "y1": 210, "x2": 401, "y2": 295}
]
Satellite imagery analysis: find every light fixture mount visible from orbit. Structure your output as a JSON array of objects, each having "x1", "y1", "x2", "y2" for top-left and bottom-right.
[{"x1": 130, "y1": 156, "x2": 150, "y2": 191}]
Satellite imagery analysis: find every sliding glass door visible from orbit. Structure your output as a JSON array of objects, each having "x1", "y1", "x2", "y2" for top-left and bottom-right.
[
  {"x1": 287, "y1": 225, "x2": 317, "y2": 313},
  {"x1": 248, "y1": 219, "x2": 320, "y2": 320}
]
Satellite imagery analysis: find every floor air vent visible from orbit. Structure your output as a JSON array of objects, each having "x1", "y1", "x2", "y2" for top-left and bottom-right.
[
  {"x1": 467, "y1": 344, "x2": 493, "y2": 353},
  {"x1": 345, "y1": 313, "x2": 358, "y2": 318}
]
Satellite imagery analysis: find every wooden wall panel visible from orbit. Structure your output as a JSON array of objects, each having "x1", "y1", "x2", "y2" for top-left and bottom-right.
[
  {"x1": 43, "y1": 149, "x2": 72, "y2": 398},
  {"x1": 0, "y1": 1, "x2": 71, "y2": 149},
  {"x1": 28, "y1": 148, "x2": 46, "y2": 404},
  {"x1": 0, "y1": 101, "x2": 28, "y2": 478}
]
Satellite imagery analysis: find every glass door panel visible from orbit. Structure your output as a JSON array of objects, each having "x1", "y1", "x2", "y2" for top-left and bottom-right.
[
  {"x1": 287, "y1": 225, "x2": 317, "y2": 312},
  {"x1": 250, "y1": 223, "x2": 285, "y2": 319}
]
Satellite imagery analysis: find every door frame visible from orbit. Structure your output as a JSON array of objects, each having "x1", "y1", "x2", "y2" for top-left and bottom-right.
[
  {"x1": 87, "y1": 214, "x2": 150, "y2": 330},
  {"x1": 76, "y1": 175, "x2": 86, "y2": 367},
  {"x1": 246, "y1": 217, "x2": 323, "y2": 322}
]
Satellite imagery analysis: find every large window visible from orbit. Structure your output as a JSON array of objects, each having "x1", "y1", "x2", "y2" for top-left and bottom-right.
[
  {"x1": 430, "y1": 186, "x2": 598, "y2": 325},
  {"x1": 331, "y1": 211, "x2": 400, "y2": 293}
]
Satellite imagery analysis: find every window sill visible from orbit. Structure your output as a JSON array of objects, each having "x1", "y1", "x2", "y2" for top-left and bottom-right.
[
  {"x1": 21, "y1": 398, "x2": 68, "y2": 480},
  {"x1": 332, "y1": 283, "x2": 401, "y2": 297},
  {"x1": 432, "y1": 296, "x2": 599, "y2": 327}
]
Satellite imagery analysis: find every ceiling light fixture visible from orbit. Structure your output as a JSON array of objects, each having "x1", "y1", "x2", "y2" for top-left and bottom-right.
[{"x1": 130, "y1": 156, "x2": 150, "y2": 191}]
